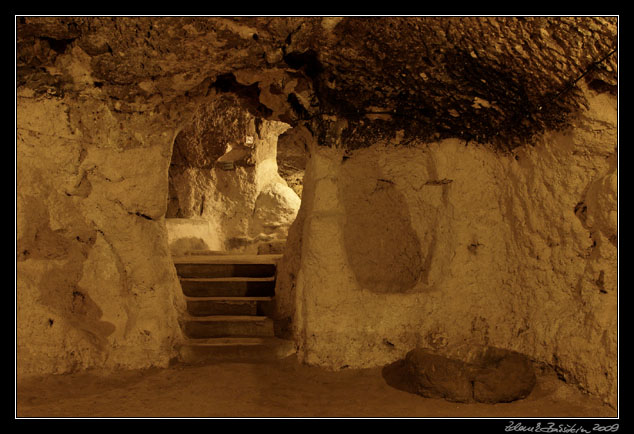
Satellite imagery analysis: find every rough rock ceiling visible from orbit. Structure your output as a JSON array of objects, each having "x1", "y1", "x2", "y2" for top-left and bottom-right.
[{"x1": 17, "y1": 16, "x2": 617, "y2": 151}]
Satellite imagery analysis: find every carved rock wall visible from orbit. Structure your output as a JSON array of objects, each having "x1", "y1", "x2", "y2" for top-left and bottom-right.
[
  {"x1": 276, "y1": 84, "x2": 617, "y2": 406},
  {"x1": 17, "y1": 89, "x2": 185, "y2": 376}
]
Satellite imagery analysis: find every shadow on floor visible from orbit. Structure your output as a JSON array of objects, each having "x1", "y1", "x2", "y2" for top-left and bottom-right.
[{"x1": 381, "y1": 359, "x2": 418, "y2": 395}]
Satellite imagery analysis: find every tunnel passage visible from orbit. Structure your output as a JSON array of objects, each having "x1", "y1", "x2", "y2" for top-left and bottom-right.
[
  {"x1": 276, "y1": 126, "x2": 310, "y2": 198},
  {"x1": 164, "y1": 90, "x2": 302, "y2": 255},
  {"x1": 166, "y1": 93, "x2": 252, "y2": 219}
]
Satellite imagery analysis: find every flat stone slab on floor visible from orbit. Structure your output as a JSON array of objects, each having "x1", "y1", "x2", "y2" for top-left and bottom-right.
[
  {"x1": 178, "y1": 337, "x2": 296, "y2": 364},
  {"x1": 404, "y1": 344, "x2": 537, "y2": 404}
]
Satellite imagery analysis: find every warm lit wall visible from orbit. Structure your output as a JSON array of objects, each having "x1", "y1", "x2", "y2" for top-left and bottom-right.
[
  {"x1": 16, "y1": 89, "x2": 186, "y2": 376},
  {"x1": 276, "y1": 84, "x2": 617, "y2": 406}
]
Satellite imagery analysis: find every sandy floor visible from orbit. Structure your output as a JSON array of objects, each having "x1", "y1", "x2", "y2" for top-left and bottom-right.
[{"x1": 16, "y1": 355, "x2": 616, "y2": 418}]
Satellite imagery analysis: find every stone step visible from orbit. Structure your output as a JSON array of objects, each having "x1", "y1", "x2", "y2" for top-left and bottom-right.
[
  {"x1": 174, "y1": 262, "x2": 277, "y2": 278},
  {"x1": 172, "y1": 254, "x2": 282, "y2": 264},
  {"x1": 182, "y1": 315, "x2": 275, "y2": 339},
  {"x1": 180, "y1": 250, "x2": 231, "y2": 256},
  {"x1": 185, "y1": 296, "x2": 274, "y2": 316},
  {"x1": 180, "y1": 277, "x2": 276, "y2": 297},
  {"x1": 178, "y1": 337, "x2": 296, "y2": 363}
]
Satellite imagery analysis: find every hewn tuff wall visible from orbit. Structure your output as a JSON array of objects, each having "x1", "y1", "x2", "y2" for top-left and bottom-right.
[
  {"x1": 275, "y1": 84, "x2": 617, "y2": 406},
  {"x1": 15, "y1": 86, "x2": 299, "y2": 376},
  {"x1": 16, "y1": 89, "x2": 187, "y2": 376}
]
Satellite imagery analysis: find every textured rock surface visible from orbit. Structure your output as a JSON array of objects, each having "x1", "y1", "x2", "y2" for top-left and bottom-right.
[
  {"x1": 17, "y1": 89, "x2": 186, "y2": 376},
  {"x1": 251, "y1": 182, "x2": 301, "y2": 240},
  {"x1": 278, "y1": 83, "x2": 617, "y2": 407},
  {"x1": 16, "y1": 16, "x2": 617, "y2": 408},
  {"x1": 17, "y1": 17, "x2": 617, "y2": 148},
  {"x1": 304, "y1": 17, "x2": 617, "y2": 151},
  {"x1": 404, "y1": 345, "x2": 536, "y2": 403}
]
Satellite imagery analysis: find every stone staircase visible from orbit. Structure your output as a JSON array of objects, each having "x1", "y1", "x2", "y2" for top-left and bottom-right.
[{"x1": 173, "y1": 254, "x2": 295, "y2": 363}]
